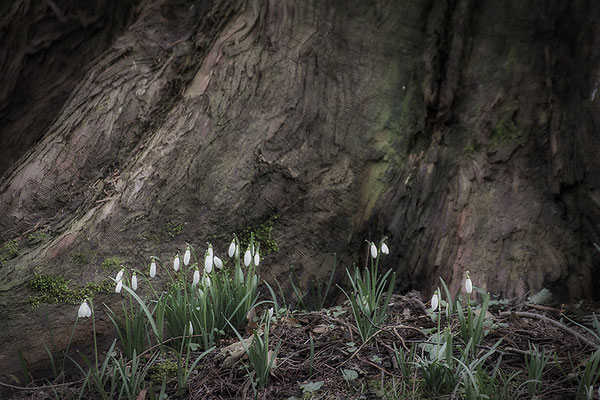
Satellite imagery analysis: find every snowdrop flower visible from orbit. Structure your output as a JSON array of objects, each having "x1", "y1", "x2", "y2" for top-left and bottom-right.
[
  {"x1": 381, "y1": 241, "x2": 389, "y2": 255},
  {"x1": 235, "y1": 243, "x2": 240, "y2": 258},
  {"x1": 464, "y1": 271, "x2": 473, "y2": 294},
  {"x1": 370, "y1": 242, "x2": 378, "y2": 258},
  {"x1": 254, "y1": 251, "x2": 260, "y2": 266},
  {"x1": 188, "y1": 321, "x2": 193, "y2": 336},
  {"x1": 115, "y1": 280, "x2": 123, "y2": 293},
  {"x1": 115, "y1": 268, "x2": 124, "y2": 282},
  {"x1": 202, "y1": 274, "x2": 211, "y2": 287},
  {"x1": 431, "y1": 289, "x2": 440, "y2": 311},
  {"x1": 214, "y1": 256, "x2": 223, "y2": 270},
  {"x1": 204, "y1": 252, "x2": 213, "y2": 274},
  {"x1": 197, "y1": 288, "x2": 204, "y2": 299},
  {"x1": 207, "y1": 245, "x2": 213, "y2": 259},
  {"x1": 228, "y1": 240, "x2": 236, "y2": 258},
  {"x1": 244, "y1": 248, "x2": 251, "y2": 267},
  {"x1": 150, "y1": 259, "x2": 157, "y2": 278},
  {"x1": 173, "y1": 254, "x2": 180, "y2": 272},
  {"x1": 183, "y1": 245, "x2": 191, "y2": 266},
  {"x1": 78, "y1": 300, "x2": 92, "y2": 318},
  {"x1": 131, "y1": 273, "x2": 138, "y2": 291},
  {"x1": 267, "y1": 308, "x2": 274, "y2": 320},
  {"x1": 193, "y1": 268, "x2": 200, "y2": 286}
]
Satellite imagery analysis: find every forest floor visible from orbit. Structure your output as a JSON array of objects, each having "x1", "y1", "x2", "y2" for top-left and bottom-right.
[{"x1": 5, "y1": 291, "x2": 600, "y2": 400}]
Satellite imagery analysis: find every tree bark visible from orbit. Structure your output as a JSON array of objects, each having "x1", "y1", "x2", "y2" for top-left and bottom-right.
[{"x1": 0, "y1": 0, "x2": 598, "y2": 380}]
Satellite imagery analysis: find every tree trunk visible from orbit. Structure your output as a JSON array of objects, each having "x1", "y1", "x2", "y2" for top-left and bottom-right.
[{"x1": 0, "y1": 0, "x2": 598, "y2": 379}]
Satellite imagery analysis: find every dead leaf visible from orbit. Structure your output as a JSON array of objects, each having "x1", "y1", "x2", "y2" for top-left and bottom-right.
[
  {"x1": 268, "y1": 350, "x2": 277, "y2": 370},
  {"x1": 246, "y1": 320, "x2": 259, "y2": 335},
  {"x1": 281, "y1": 315, "x2": 300, "y2": 326},
  {"x1": 221, "y1": 335, "x2": 256, "y2": 367},
  {"x1": 135, "y1": 389, "x2": 147, "y2": 400},
  {"x1": 312, "y1": 324, "x2": 329, "y2": 334}
]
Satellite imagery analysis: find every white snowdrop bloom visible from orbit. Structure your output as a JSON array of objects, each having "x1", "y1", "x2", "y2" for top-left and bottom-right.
[
  {"x1": 188, "y1": 321, "x2": 193, "y2": 336},
  {"x1": 183, "y1": 246, "x2": 191, "y2": 266},
  {"x1": 267, "y1": 308, "x2": 274, "y2": 320},
  {"x1": 370, "y1": 242, "x2": 378, "y2": 258},
  {"x1": 244, "y1": 248, "x2": 252, "y2": 267},
  {"x1": 115, "y1": 269, "x2": 124, "y2": 282},
  {"x1": 131, "y1": 273, "x2": 138, "y2": 291},
  {"x1": 78, "y1": 300, "x2": 92, "y2": 318},
  {"x1": 431, "y1": 290, "x2": 439, "y2": 311},
  {"x1": 150, "y1": 260, "x2": 157, "y2": 278},
  {"x1": 228, "y1": 240, "x2": 236, "y2": 258},
  {"x1": 193, "y1": 269, "x2": 200, "y2": 286},
  {"x1": 207, "y1": 245, "x2": 213, "y2": 259},
  {"x1": 173, "y1": 254, "x2": 180, "y2": 272},
  {"x1": 115, "y1": 280, "x2": 123, "y2": 293},
  {"x1": 381, "y1": 242, "x2": 389, "y2": 255},
  {"x1": 202, "y1": 274, "x2": 211, "y2": 287},
  {"x1": 204, "y1": 253, "x2": 213, "y2": 274},
  {"x1": 235, "y1": 243, "x2": 240, "y2": 258},
  {"x1": 465, "y1": 271, "x2": 473, "y2": 294},
  {"x1": 214, "y1": 256, "x2": 223, "y2": 270},
  {"x1": 254, "y1": 251, "x2": 260, "y2": 266}
]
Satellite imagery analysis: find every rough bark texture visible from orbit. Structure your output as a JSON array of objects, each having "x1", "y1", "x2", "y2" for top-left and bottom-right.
[{"x1": 0, "y1": 0, "x2": 599, "y2": 378}]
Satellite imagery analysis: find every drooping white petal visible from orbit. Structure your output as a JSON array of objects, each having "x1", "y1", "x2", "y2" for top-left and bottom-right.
[
  {"x1": 173, "y1": 255, "x2": 180, "y2": 272},
  {"x1": 202, "y1": 274, "x2": 211, "y2": 287},
  {"x1": 254, "y1": 252, "x2": 260, "y2": 266},
  {"x1": 115, "y1": 280, "x2": 123, "y2": 293},
  {"x1": 188, "y1": 321, "x2": 193, "y2": 336},
  {"x1": 370, "y1": 242, "x2": 377, "y2": 258},
  {"x1": 214, "y1": 256, "x2": 223, "y2": 270},
  {"x1": 131, "y1": 274, "x2": 138, "y2": 291},
  {"x1": 193, "y1": 269, "x2": 200, "y2": 286},
  {"x1": 207, "y1": 246, "x2": 213, "y2": 258},
  {"x1": 267, "y1": 308, "x2": 274, "y2": 320},
  {"x1": 431, "y1": 293, "x2": 439, "y2": 311},
  {"x1": 115, "y1": 269, "x2": 124, "y2": 282},
  {"x1": 228, "y1": 241, "x2": 236, "y2": 258},
  {"x1": 381, "y1": 242, "x2": 389, "y2": 255},
  {"x1": 150, "y1": 260, "x2": 157, "y2": 278},
  {"x1": 183, "y1": 247, "x2": 191, "y2": 266},
  {"x1": 78, "y1": 301, "x2": 91, "y2": 318},
  {"x1": 465, "y1": 278, "x2": 473, "y2": 294},
  {"x1": 204, "y1": 254, "x2": 213, "y2": 274},
  {"x1": 244, "y1": 249, "x2": 251, "y2": 267},
  {"x1": 235, "y1": 244, "x2": 240, "y2": 258}
]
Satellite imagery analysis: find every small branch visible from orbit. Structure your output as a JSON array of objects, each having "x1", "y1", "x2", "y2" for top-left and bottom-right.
[{"x1": 499, "y1": 311, "x2": 599, "y2": 349}]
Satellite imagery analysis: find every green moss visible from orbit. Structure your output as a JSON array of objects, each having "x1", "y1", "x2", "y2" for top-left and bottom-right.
[
  {"x1": 100, "y1": 256, "x2": 122, "y2": 271},
  {"x1": 69, "y1": 251, "x2": 89, "y2": 266},
  {"x1": 237, "y1": 215, "x2": 279, "y2": 255},
  {"x1": 504, "y1": 46, "x2": 518, "y2": 73},
  {"x1": 0, "y1": 240, "x2": 18, "y2": 259},
  {"x1": 166, "y1": 221, "x2": 183, "y2": 238},
  {"x1": 26, "y1": 274, "x2": 113, "y2": 308},
  {"x1": 0, "y1": 240, "x2": 19, "y2": 268},
  {"x1": 149, "y1": 360, "x2": 178, "y2": 384},
  {"x1": 27, "y1": 232, "x2": 48, "y2": 244},
  {"x1": 490, "y1": 114, "x2": 523, "y2": 147},
  {"x1": 463, "y1": 140, "x2": 479, "y2": 157}
]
